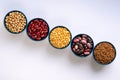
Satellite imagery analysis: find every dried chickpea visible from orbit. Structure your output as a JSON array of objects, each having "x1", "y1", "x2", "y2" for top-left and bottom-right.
[
  {"x1": 49, "y1": 26, "x2": 72, "y2": 49},
  {"x1": 4, "y1": 10, "x2": 27, "y2": 34}
]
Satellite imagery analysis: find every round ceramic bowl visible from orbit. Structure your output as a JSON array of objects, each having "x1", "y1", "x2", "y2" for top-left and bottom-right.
[
  {"x1": 26, "y1": 18, "x2": 49, "y2": 41},
  {"x1": 93, "y1": 41, "x2": 116, "y2": 65},
  {"x1": 71, "y1": 34, "x2": 94, "y2": 57},
  {"x1": 48, "y1": 26, "x2": 72, "y2": 49},
  {"x1": 4, "y1": 10, "x2": 27, "y2": 34}
]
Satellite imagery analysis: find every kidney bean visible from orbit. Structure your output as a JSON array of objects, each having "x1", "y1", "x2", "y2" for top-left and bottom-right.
[
  {"x1": 73, "y1": 38, "x2": 79, "y2": 43},
  {"x1": 84, "y1": 52, "x2": 90, "y2": 55},
  {"x1": 75, "y1": 45, "x2": 79, "y2": 49},
  {"x1": 87, "y1": 43, "x2": 92, "y2": 48},
  {"x1": 81, "y1": 40, "x2": 87, "y2": 44}
]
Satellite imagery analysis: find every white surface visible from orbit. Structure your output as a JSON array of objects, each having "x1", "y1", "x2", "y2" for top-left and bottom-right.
[{"x1": 0, "y1": 0, "x2": 120, "y2": 80}]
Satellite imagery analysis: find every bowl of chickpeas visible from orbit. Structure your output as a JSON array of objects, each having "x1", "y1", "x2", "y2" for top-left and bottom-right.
[{"x1": 4, "y1": 10, "x2": 27, "y2": 34}]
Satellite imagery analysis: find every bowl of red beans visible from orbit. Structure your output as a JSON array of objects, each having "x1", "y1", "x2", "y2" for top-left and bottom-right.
[{"x1": 26, "y1": 18, "x2": 49, "y2": 41}]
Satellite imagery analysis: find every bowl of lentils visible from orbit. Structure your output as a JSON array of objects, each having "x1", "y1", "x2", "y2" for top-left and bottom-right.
[
  {"x1": 49, "y1": 26, "x2": 72, "y2": 49},
  {"x1": 93, "y1": 41, "x2": 116, "y2": 65}
]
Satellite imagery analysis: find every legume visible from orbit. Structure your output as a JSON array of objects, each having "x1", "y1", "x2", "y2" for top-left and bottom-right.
[{"x1": 4, "y1": 10, "x2": 27, "y2": 33}]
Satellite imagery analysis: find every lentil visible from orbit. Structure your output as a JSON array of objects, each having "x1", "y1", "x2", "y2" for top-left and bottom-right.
[
  {"x1": 93, "y1": 42, "x2": 116, "y2": 64},
  {"x1": 27, "y1": 18, "x2": 49, "y2": 41},
  {"x1": 4, "y1": 10, "x2": 27, "y2": 33},
  {"x1": 49, "y1": 26, "x2": 71, "y2": 49},
  {"x1": 71, "y1": 34, "x2": 94, "y2": 57}
]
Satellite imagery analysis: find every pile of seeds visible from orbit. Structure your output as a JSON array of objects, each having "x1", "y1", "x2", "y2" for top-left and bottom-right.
[
  {"x1": 4, "y1": 11, "x2": 27, "y2": 33},
  {"x1": 71, "y1": 34, "x2": 94, "y2": 57},
  {"x1": 93, "y1": 42, "x2": 116, "y2": 64},
  {"x1": 27, "y1": 18, "x2": 49, "y2": 41},
  {"x1": 49, "y1": 26, "x2": 71, "y2": 49}
]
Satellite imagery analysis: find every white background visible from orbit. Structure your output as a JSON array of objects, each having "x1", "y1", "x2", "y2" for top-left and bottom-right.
[{"x1": 0, "y1": 0, "x2": 120, "y2": 80}]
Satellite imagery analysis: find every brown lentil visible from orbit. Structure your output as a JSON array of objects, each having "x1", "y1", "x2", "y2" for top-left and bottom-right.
[
  {"x1": 4, "y1": 10, "x2": 27, "y2": 33},
  {"x1": 93, "y1": 42, "x2": 116, "y2": 64},
  {"x1": 49, "y1": 26, "x2": 71, "y2": 49}
]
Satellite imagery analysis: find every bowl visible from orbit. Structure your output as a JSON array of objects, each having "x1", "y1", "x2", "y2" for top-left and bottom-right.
[
  {"x1": 48, "y1": 26, "x2": 72, "y2": 49},
  {"x1": 71, "y1": 34, "x2": 94, "y2": 57},
  {"x1": 4, "y1": 10, "x2": 27, "y2": 34},
  {"x1": 93, "y1": 41, "x2": 116, "y2": 65},
  {"x1": 26, "y1": 18, "x2": 49, "y2": 41}
]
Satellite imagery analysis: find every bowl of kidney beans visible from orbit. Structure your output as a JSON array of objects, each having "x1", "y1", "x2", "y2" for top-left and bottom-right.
[
  {"x1": 71, "y1": 34, "x2": 94, "y2": 57},
  {"x1": 26, "y1": 18, "x2": 49, "y2": 41}
]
